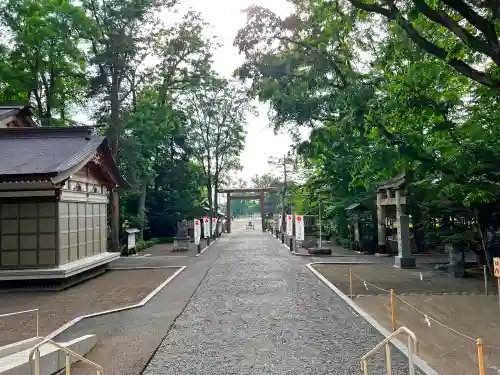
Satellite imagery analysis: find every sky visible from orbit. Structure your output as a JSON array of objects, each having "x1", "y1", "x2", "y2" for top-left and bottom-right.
[{"x1": 166, "y1": 0, "x2": 308, "y2": 183}]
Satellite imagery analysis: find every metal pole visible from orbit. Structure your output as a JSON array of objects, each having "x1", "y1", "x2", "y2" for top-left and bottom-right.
[
  {"x1": 390, "y1": 289, "x2": 396, "y2": 332},
  {"x1": 408, "y1": 335, "x2": 415, "y2": 375},
  {"x1": 361, "y1": 359, "x2": 368, "y2": 375},
  {"x1": 319, "y1": 199, "x2": 322, "y2": 248},
  {"x1": 385, "y1": 343, "x2": 392, "y2": 375},
  {"x1": 281, "y1": 154, "x2": 287, "y2": 243},
  {"x1": 35, "y1": 348, "x2": 41, "y2": 375},
  {"x1": 484, "y1": 265, "x2": 488, "y2": 295},
  {"x1": 498, "y1": 278, "x2": 500, "y2": 311},
  {"x1": 66, "y1": 353, "x2": 71, "y2": 375},
  {"x1": 36, "y1": 309, "x2": 39, "y2": 338}
]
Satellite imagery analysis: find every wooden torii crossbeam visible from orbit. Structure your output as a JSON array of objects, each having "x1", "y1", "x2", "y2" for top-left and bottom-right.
[{"x1": 219, "y1": 187, "x2": 278, "y2": 233}]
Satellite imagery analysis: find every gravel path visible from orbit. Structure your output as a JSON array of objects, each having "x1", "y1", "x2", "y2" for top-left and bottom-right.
[{"x1": 143, "y1": 230, "x2": 411, "y2": 375}]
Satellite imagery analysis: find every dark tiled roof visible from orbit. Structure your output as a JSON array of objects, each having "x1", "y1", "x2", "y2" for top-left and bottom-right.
[
  {"x1": 0, "y1": 105, "x2": 25, "y2": 119},
  {"x1": 0, "y1": 105, "x2": 37, "y2": 127},
  {"x1": 0, "y1": 127, "x2": 104, "y2": 176}
]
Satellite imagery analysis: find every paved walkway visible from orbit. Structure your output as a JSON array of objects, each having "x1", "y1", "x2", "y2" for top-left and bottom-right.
[{"x1": 143, "y1": 229, "x2": 410, "y2": 375}]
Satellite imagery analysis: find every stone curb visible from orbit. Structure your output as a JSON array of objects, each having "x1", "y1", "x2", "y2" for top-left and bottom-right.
[
  {"x1": 268, "y1": 232, "x2": 385, "y2": 264},
  {"x1": 45, "y1": 266, "x2": 187, "y2": 340},
  {"x1": 291, "y1": 251, "x2": 371, "y2": 258},
  {"x1": 196, "y1": 236, "x2": 219, "y2": 257},
  {"x1": 307, "y1": 262, "x2": 439, "y2": 375}
]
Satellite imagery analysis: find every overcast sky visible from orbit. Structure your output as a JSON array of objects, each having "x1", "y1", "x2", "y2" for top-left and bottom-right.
[{"x1": 168, "y1": 0, "x2": 307, "y2": 183}]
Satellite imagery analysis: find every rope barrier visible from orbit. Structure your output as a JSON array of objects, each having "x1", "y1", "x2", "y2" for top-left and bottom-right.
[
  {"x1": 351, "y1": 272, "x2": 392, "y2": 293},
  {"x1": 346, "y1": 269, "x2": 500, "y2": 375},
  {"x1": 395, "y1": 295, "x2": 476, "y2": 342},
  {"x1": 348, "y1": 270, "x2": 500, "y2": 348}
]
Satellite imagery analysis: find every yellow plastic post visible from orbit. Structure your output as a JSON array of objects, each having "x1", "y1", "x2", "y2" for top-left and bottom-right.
[
  {"x1": 477, "y1": 338, "x2": 485, "y2": 375},
  {"x1": 349, "y1": 269, "x2": 353, "y2": 298},
  {"x1": 390, "y1": 288, "x2": 396, "y2": 332}
]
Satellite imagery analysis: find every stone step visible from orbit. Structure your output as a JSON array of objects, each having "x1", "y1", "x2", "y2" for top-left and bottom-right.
[
  {"x1": 0, "y1": 338, "x2": 43, "y2": 359},
  {"x1": 0, "y1": 334, "x2": 97, "y2": 375}
]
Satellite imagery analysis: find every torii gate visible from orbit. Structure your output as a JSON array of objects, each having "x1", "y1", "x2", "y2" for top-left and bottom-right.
[{"x1": 219, "y1": 187, "x2": 278, "y2": 233}]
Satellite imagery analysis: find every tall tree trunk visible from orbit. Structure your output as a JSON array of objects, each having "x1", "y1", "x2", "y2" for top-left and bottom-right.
[
  {"x1": 110, "y1": 70, "x2": 121, "y2": 252},
  {"x1": 137, "y1": 183, "x2": 147, "y2": 240}
]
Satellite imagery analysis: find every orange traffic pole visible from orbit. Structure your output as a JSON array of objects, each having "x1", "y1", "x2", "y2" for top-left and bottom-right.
[
  {"x1": 349, "y1": 269, "x2": 353, "y2": 298},
  {"x1": 390, "y1": 288, "x2": 396, "y2": 332},
  {"x1": 477, "y1": 338, "x2": 485, "y2": 375}
]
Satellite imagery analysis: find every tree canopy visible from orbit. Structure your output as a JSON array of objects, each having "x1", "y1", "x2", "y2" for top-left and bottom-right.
[
  {"x1": 235, "y1": 0, "x2": 500, "y2": 268},
  {"x1": 0, "y1": 0, "x2": 250, "y2": 246}
]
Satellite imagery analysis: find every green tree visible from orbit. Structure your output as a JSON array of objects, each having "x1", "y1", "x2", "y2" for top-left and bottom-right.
[
  {"x1": 118, "y1": 11, "x2": 215, "y2": 237},
  {"x1": 235, "y1": 1, "x2": 500, "y2": 263},
  {"x1": 0, "y1": 0, "x2": 91, "y2": 124},
  {"x1": 185, "y1": 73, "x2": 250, "y2": 234}
]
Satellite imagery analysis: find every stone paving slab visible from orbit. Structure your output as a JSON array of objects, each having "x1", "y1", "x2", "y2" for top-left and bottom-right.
[{"x1": 143, "y1": 230, "x2": 411, "y2": 375}]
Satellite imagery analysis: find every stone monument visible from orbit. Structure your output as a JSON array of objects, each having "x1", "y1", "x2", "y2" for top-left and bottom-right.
[{"x1": 173, "y1": 219, "x2": 190, "y2": 252}]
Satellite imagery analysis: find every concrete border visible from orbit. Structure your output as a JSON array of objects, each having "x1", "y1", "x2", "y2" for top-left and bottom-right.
[
  {"x1": 196, "y1": 236, "x2": 219, "y2": 257},
  {"x1": 267, "y1": 231, "x2": 291, "y2": 250},
  {"x1": 267, "y1": 231, "x2": 345, "y2": 257},
  {"x1": 45, "y1": 266, "x2": 186, "y2": 340},
  {"x1": 120, "y1": 255, "x2": 189, "y2": 259},
  {"x1": 268, "y1": 232, "x2": 384, "y2": 264},
  {"x1": 289, "y1": 250, "x2": 355, "y2": 257},
  {"x1": 306, "y1": 262, "x2": 439, "y2": 375},
  {"x1": 108, "y1": 266, "x2": 181, "y2": 270}
]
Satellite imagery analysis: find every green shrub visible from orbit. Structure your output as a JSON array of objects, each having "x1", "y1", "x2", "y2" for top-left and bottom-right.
[
  {"x1": 135, "y1": 240, "x2": 146, "y2": 251},
  {"x1": 151, "y1": 237, "x2": 174, "y2": 244},
  {"x1": 120, "y1": 238, "x2": 157, "y2": 256},
  {"x1": 338, "y1": 237, "x2": 354, "y2": 250},
  {"x1": 121, "y1": 244, "x2": 136, "y2": 256}
]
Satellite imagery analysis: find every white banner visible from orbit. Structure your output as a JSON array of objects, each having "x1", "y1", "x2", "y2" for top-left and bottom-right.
[
  {"x1": 194, "y1": 218, "x2": 201, "y2": 245},
  {"x1": 286, "y1": 214, "x2": 293, "y2": 236},
  {"x1": 212, "y1": 217, "x2": 217, "y2": 235},
  {"x1": 203, "y1": 217, "x2": 209, "y2": 238},
  {"x1": 278, "y1": 215, "x2": 283, "y2": 230},
  {"x1": 295, "y1": 215, "x2": 304, "y2": 241}
]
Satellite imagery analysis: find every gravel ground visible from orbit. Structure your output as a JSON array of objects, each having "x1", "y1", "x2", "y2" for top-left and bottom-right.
[
  {"x1": 0, "y1": 268, "x2": 178, "y2": 347},
  {"x1": 143, "y1": 230, "x2": 410, "y2": 375}
]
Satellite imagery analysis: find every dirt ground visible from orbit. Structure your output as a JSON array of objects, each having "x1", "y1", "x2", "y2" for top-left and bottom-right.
[
  {"x1": 313, "y1": 263, "x2": 500, "y2": 375},
  {"x1": 313, "y1": 263, "x2": 497, "y2": 295},
  {"x1": 0, "y1": 268, "x2": 179, "y2": 347}
]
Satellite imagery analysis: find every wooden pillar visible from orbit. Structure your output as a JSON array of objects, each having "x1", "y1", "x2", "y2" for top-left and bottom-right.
[
  {"x1": 260, "y1": 191, "x2": 265, "y2": 231},
  {"x1": 226, "y1": 193, "x2": 231, "y2": 234}
]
